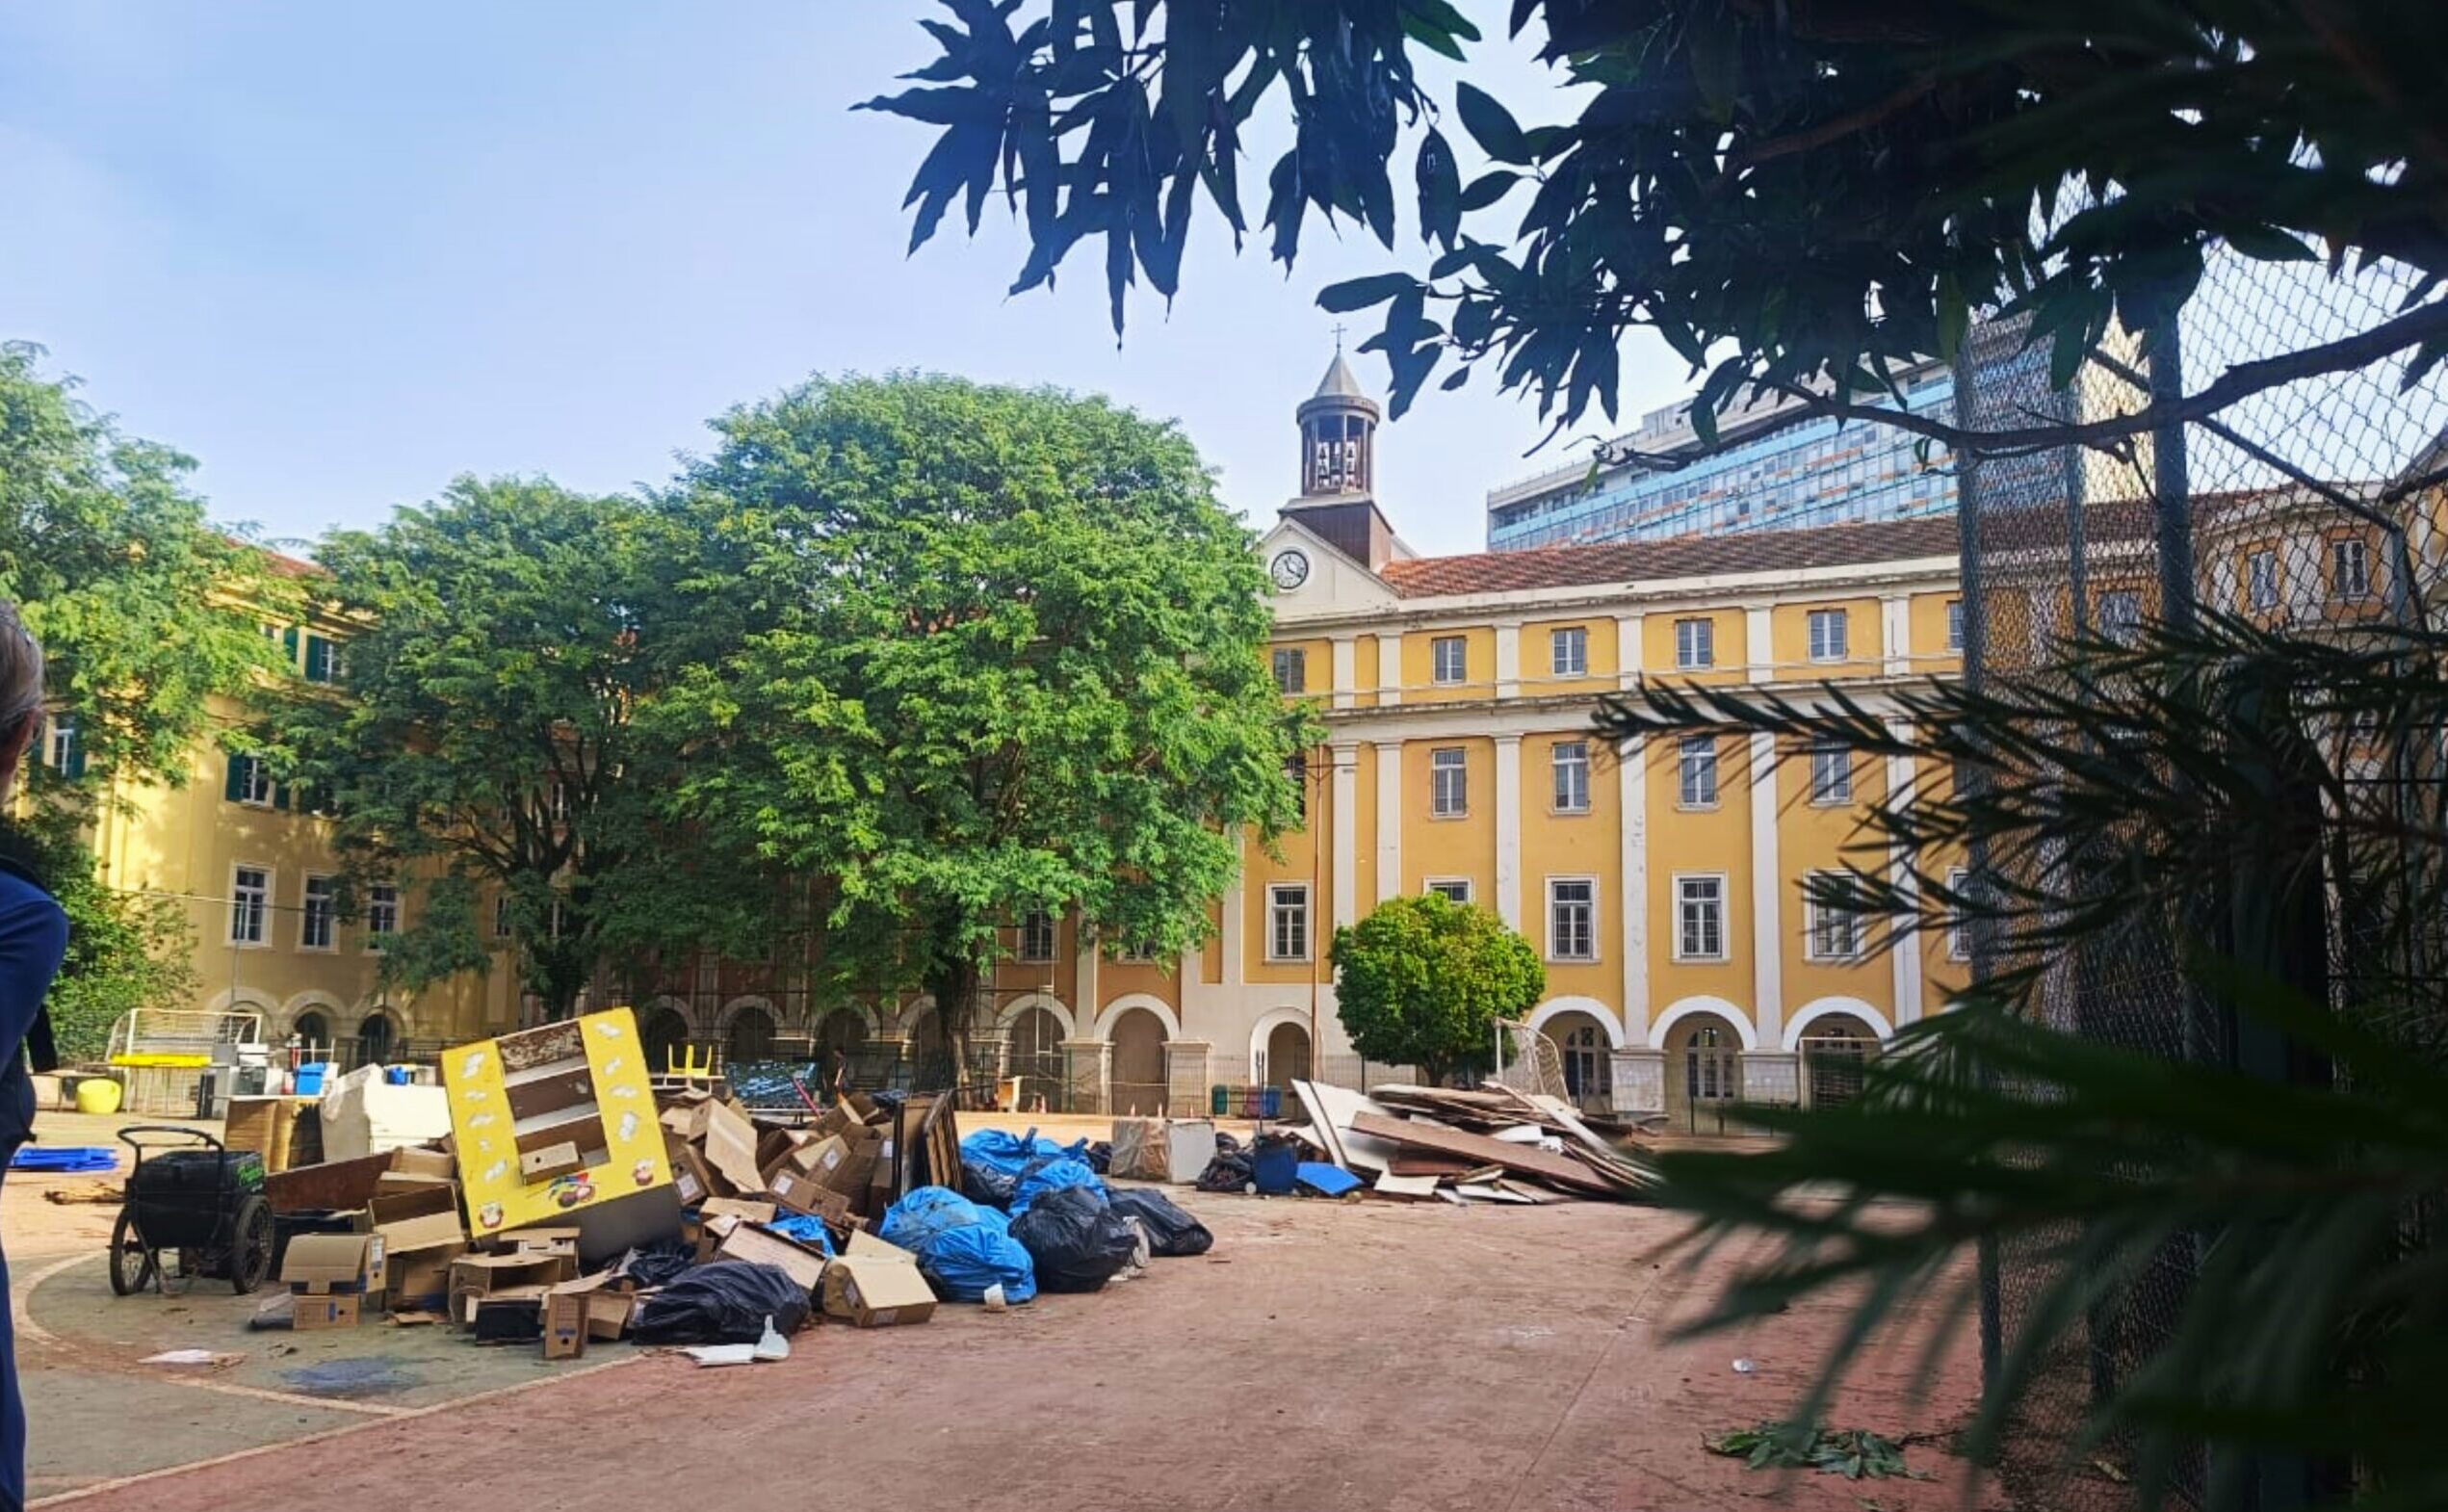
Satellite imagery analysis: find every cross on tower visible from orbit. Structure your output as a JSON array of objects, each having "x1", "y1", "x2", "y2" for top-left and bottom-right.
[{"x1": 1330, "y1": 322, "x2": 1346, "y2": 352}]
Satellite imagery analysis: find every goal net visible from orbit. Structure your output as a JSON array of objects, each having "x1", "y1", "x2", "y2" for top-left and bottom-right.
[{"x1": 1488, "y1": 1017, "x2": 1568, "y2": 1102}]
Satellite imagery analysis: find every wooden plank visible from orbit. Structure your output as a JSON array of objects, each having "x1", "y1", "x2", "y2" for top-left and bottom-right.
[
  {"x1": 1293, "y1": 1082, "x2": 1400, "y2": 1173},
  {"x1": 1385, "y1": 1152, "x2": 1477, "y2": 1178},
  {"x1": 1347, "y1": 1112, "x2": 1619, "y2": 1196},
  {"x1": 1370, "y1": 1171, "x2": 1441, "y2": 1202}
]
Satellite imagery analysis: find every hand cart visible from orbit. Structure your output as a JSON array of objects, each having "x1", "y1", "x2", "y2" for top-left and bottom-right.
[{"x1": 108, "y1": 1125, "x2": 273, "y2": 1296}]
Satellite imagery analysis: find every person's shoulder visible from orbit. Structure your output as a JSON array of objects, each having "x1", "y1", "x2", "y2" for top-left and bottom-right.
[{"x1": 0, "y1": 868, "x2": 65, "y2": 929}]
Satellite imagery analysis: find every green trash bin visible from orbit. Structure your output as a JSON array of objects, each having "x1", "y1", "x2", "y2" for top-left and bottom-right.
[{"x1": 1211, "y1": 1083, "x2": 1229, "y2": 1116}]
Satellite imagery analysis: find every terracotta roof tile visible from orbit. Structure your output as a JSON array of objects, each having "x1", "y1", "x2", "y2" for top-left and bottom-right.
[{"x1": 1378, "y1": 514, "x2": 1962, "y2": 598}]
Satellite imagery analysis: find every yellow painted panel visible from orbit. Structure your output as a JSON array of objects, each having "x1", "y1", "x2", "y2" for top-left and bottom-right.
[
  {"x1": 443, "y1": 1007, "x2": 670, "y2": 1238},
  {"x1": 1354, "y1": 636, "x2": 1381, "y2": 708},
  {"x1": 1645, "y1": 732, "x2": 1754, "y2": 1012},
  {"x1": 1520, "y1": 731, "x2": 1619, "y2": 1008},
  {"x1": 1401, "y1": 737, "x2": 1495, "y2": 891},
  {"x1": 1777, "y1": 746, "x2": 1891, "y2": 1012},
  {"x1": 1266, "y1": 636, "x2": 1334, "y2": 699},
  {"x1": 1245, "y1": 767, "x2": 1328, "y2": 985},
  {"x1": 1907, "y1": 591, "x2": 1963, "y2": 677}
]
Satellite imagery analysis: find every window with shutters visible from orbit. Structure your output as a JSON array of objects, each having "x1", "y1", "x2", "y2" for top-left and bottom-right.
[
  {"x1": 1430, "y1": 635, "x2": 1467, "y2": 685},
  {"x1": 45, "y1": 716, "x2": 82, "y2": 777},
  {"x1": 226, "y1": 753, "x2": 274, "y2": 807},
  {"x1": 1947, "y1": 867, "x2": 1972, "y2": 961},
  {"x1": 303, "y1": 633, "x2": 339, "y2": 684},
  {"x1": 1807, "y1": 608, "x2": 1849, "y2": 662},
  {"x1": 2331, "y1": 537, "x2": 2371, "y2": 602},
  {"x1": 301, "y1": 875, "x2": 337, "y2": 951},
  {"x1": 493, "y1": 894, "x2": 513, "y2": 939},
  {"x1": 2247, "y1": 551, "x2": 2279, "y2": 612},
  {"x1": 230, "y1": 865, "x2": 270, "y2": 946},
  {"x1": 1675, "y1": 617, "x2": 1714, "y2": 668},
  {"x1": 1808, "y1": 742, "x2": 1852, "y2": 804},
  {"x1": 1550, "y1": 740, "x2": 1590, "y2": 813},
  {"x1": 1550, "y1": 626, "x2": 1587, "y2": 678},
  {"x1": 1285, "y1": 752, "x2": 1307, "y2": 823},
  {"x1": 1429, "y1": 746, "x2": 1468, "y2": 817}
]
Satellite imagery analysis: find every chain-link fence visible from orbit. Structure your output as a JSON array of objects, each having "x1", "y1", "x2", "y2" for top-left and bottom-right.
[{"x1": 1958, "y1": 237, "x2": 2448, "y2": 1510}]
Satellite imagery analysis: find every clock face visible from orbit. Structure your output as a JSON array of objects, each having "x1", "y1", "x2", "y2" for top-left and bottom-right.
[{"x1": 1270, "y1": 549, "x2": 1311, "y2": 590}]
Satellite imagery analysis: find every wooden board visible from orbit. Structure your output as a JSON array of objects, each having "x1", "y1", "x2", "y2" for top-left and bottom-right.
[
  {"x1": 1289, "y1": 1081, "x2": 1399, "y2": 1173},
  {"x1": 264, "y1": 1150, "x2": 396, "y2": 1213},
  {"x1": 1385, "y1": 1152, "x2": 1478, "y2": 1178},
  {"x1": 1370, "y1": 1171, "x2": 1441, "y2": 1202},
  {"x1": 1346, "y1": 1112, "x2": 1618, "y2": 1196}
]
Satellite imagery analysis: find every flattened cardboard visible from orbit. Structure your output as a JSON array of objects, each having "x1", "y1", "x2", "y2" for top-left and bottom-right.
[
  {"x1": 846, "y1": 1229, "x2": 917, "y2": 1262},
  {"x1": 699, "y1": 1099, "x2": 765, "y2": 1197},
  {"x1": 370, "y1": 1181, "x2": 467, "y2": 1256},
  {"x1": 820, "y1": 1253, "x2": 935, "y2": 1327},
  {"x1": 715, "y1": 1223, "x2": 830, "y2": 1296},
  {"x1": 499, "y1": 1226, "x2": 580, "y2": 1257},
  {"x1": 700, "y1": 1197, "x2": 777, "y2": 1225},
  {"x1": 389, "y1": 1146, "x2": 456, "y2": 1182},
  {"x1": 282, "y1": 1234, "x2": 386, "y2": 1295}
]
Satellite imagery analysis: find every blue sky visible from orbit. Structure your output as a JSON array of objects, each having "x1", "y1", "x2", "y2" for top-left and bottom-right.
[{"x1": 0, "y1": 3, "x2": 1694, "y2": 560}]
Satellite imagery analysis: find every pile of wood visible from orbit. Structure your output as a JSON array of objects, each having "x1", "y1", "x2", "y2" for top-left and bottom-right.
[{"x1": 1288, "y1": 1081, "x2": 1654, "y2": 1205}]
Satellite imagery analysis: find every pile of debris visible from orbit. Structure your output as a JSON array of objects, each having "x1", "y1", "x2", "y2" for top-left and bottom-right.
[
  {"x1": 1285, "y1": 1081, "x2": 1654, "y2": 1205},
  {"x1": 211, "y1": 1006, "x2": 1216, "y2": 1364}
]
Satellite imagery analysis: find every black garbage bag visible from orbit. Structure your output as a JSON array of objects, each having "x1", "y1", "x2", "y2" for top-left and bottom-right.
[
  {"x1": 1196, "y1": 1146, "x2": 1253, "y2": 1193},
  {"x1": 611, "y1": 1238, "x2": 696, "y2": 1290},
  {"x1": 631, "y1": 1260, "x2": 809, "y2": 1344},
  {"x1": 1007, "y1": 1185, "x2": 1140, "y2": 1293},
  {"x1": 1084, "y1": 1140, "x2": 1112, "y2": 1175},
  {"x1": 1107, "y1": 1187, "x2": 1215, "y2": 1258},
  {"x1": 962, "y1": 1160, "x2": 1018, "y2": 1211}
]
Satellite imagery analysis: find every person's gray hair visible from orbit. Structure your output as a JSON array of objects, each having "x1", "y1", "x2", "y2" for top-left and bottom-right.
[{"x1": 0, "y1": 601, "x2": 46, "y2": 741}]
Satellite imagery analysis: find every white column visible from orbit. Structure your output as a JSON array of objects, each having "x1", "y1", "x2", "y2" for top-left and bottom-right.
[
  {"x1": 1619, "y1": 735, "x2": 1650, "y2": 1041},
  {"x1": 1747, "y1": 730, "x2": 1784, "y2": 1048},
  {"x1": 1745, "y1": 605, "x2": 1775, "y2": 685},
  {"x1": 1886, "y1": 720, "x2": 1924, "y2": 1026},
  {"x1": 1881, "y1": 594, "x2": 1910, "y2": 678},
  {"x1": 1330, "y1": 742, "x2": 1359, "y2": 932},
  {"x1": 1614, "y1": 613, "x2": 1643, "y2": 691},
  {"x1": 1494, "y1": 622, "x2": 1521, "y2": 699},
  {"x1": 1330, "y1": 635, "x2": 1358, "y2": 712},
  {"x1": 1075, "y1": 933, "x2": 1103, "y2": 1026},
  {"x1": 1494, "y1": 735, "x2": 1523, "y2": 928},
  {"x1": 1220, "y1": 835, "x2": 1245, "y2": 988},
  {"x1": 1374, "y1": 742, "x2": 1402, "y2": 901},
  {"x1": 1377, "y1": 634, "x2": 1403, "y2": 707}
]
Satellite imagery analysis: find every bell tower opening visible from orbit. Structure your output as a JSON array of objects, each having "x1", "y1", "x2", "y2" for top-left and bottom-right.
[{"x1": 1278, "y1": 338, "x2": 1407, "y2": 575}]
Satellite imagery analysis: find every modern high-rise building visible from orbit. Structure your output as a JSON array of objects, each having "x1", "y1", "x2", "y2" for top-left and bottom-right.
[{"x1": 1484, "y1": 321, "x2": 2147, "y2": 551}]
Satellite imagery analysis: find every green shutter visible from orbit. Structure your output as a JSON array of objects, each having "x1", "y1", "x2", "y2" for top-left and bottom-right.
[
  {"x1": 224, "y1": 754, "x2": 247, "y2": 802},
  {"x1": 65, "y1": 731, "x2": 85, "y2": 780},
  {"x1": 273, "y1": 782, "x2": 293, "y2": 811},
  {"x1": 281, "y1": 626, "x2": 300, "y2": 670},
  {"x1": 304, "y1": 634, "x2": 333, "y2": 683}
]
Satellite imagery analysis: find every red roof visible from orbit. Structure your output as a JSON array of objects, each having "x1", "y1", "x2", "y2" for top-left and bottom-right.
[{"x1": 1378, "y1": 513, "x2": 1962, "y2": 598}]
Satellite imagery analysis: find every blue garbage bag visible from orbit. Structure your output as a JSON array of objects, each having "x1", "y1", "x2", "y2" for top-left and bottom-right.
[
  {"x1": 765, "y1": 1211, "x2": 836, "y2": 1257},
  {"x1": 878, "y1": 1186, "x2": 1037, "y2": 1304},
  {"x1": 1009, "y1": 1156, "x2": 1105, "y2": 1217},
  {"x1": 959, "y1": 1128, "x2": 1087, "y2": 1180}
]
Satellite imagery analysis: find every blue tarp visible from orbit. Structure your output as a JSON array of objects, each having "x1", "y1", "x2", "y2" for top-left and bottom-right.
[
  {"x1": 11, "y1": 1146, "x2": 114, "y2": 1173},
  {"x1": 764, "y1": 1212, "x2": 836, "y2": 1257},
  {"x1": 878, "y1": 1186, "x2": 1037, "y2": 1304},
  {"x1": 1295, "y1": 1161, "x2": 1364, "y2": 1198},
  {"x1": 959, "y1": 1128, "x2": 1087, "y2": 1179},
  {"x1": 1008, "y1": 1156, "x2": 1105, "y2": 1217}
]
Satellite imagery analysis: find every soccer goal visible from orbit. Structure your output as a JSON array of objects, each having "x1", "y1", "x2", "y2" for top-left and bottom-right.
[{"x1": 1488, "y1": 1016, "x2": 1568, "y2": 1101}]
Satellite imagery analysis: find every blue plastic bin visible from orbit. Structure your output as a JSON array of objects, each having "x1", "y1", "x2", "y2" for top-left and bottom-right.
[
  {"x1": 1249, "y1": 1135, "x2": 1299, "y2": 1195},
  {"x1": 293, "y1": 1063, "x2": 329, "y2": 1096}
]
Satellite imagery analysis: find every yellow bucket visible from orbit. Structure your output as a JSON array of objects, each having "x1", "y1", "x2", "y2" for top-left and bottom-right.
[{"x1": 72, "y1": 1077, "x2": 123, "y2": 1116}]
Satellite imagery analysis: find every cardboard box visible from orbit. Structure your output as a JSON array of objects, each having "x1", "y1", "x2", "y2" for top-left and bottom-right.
[
  {"x1": 715, "y1": 1223, "x2": 831, "y2": 1296},
  {"x1": 542, "y1": 1286, "x2": 590, "y2": 1360},
  {"x1": 226, "y1": 1095, "x2": 312, "y2": 1174},
  {"x1": 465, "y1": 1289, "x2": 548, "y2": 1341},
  {"x1": 766, "y1": 1170, "x2": 854, "y2": 1226},
  {"x1": 846, "y1": 1229, "x2": 915, "y2": 1262},
  {"x1": 389, "y1": 1146, "x2": 456, "y2": 1183},
  {"x1": 519, "y1": 1142, "x2": 584, "y2": 1182},
  {"x1": 448, "y1": 1250, "x2": 574, "y2": 1325},
  {"x1": 293, "y1": 1293, "x2": 362, "y2": 1330},
  {"x1": 699, "y1": 1099, "x2": 765, "y2": 1197},
  {"x1": 659, "y1": 1090, "x2": 715, "y2": 1142},
  {"x1": 701, "y1": 1197, "x2": 777, "y2": 1225},
  {"x1": 585, "y1": 1290, "x2": 635, "y2": 1341},
  {"x1": 386, "y1": 1248, "x2": 461, "y2": 1314},
  {"x1": 498, "y1": 1226, "x2": 580, "y2": 1258},
  {"x1": 820, "y1": 1251, "x2": 935, "y2": 1327},
  {"x1": 282, "y1": 1233, "x2": 386, "y2": 1297},
  {"x1": 370, "y1": 1180, "x2": 468, "y2": 1310},
  {"x1": 666, "y1": 1137, "x2": 716, "y2": 1208}
]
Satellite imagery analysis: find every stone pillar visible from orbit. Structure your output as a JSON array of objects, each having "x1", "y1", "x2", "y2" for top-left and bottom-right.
[
  {"x1": 1494, "y1": 734, "x2": 1523, "y2": 929},
  {"x1": 1330, "y1": 635, "x2": 1358, "y2": 711},
  {"x1": 1494, "y1": 622, "x2": 1521, "y2": 699},
  {"x1": 1061, "y1": 1038, "x2": 1111, "y2": 1115},
  {"x1": 1610, "y1": 1048, "x2": 1666, "y2": 1118},
  {"x1": 1329, "y1": 742, "x2": 1359, "y2": 933},
  {"x1": 1163, "y1": 1039, "x2": 1211, "y2": 1118},
  {"x1": 1374, "y1": 743, "x2": 1402, "y2": 902},
  {"x1": 1739, "y1": 1049, "x2": 1801, "y2": 1108},
  {"x1": 1747, "y1": 730, "x2": 1785, "y2": 1050}
]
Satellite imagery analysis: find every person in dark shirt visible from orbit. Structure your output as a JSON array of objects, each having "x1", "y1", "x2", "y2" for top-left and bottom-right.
[{"x1": 0, "y1": 604, "x2": 69, "y2": 1512}]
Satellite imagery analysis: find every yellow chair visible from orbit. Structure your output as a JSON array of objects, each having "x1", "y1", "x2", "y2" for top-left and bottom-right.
[{"x1": 664, "y1": 1042, "x2": 716, "y2": 1087}]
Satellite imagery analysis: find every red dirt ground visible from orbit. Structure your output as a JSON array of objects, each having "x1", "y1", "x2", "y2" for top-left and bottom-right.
[{"x1": 35, "y1": 1189, "x2": 1998, "y2": 1512}]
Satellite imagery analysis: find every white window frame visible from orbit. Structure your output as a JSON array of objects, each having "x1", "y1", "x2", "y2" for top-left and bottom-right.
[
  {"x1": 1677, "y1": 736, "x2": 1719, "y2": 809},
  {"x1": 44, "y1": 716, "x2": 74, "y2": 773},
  {"x1": 229, "y1": 864, "x2": 272, "y2": 948},
  {"x1": 493, "y1": 893, "x2": 513, "y2": 940},
  {"x1": 1430, "y1": 635, "x2": 1467, "y2": 686},
  {"x1": 1019, "y1": 908, "x2": 1057, "y2": 964},
  {"x1": 1272, "y1": 646, "x2": 1306, "y2": 695},
  {"x1": 1429, "y1": 746, "x2": 1468, "y2": 818},
  {"x1": 2247, "y1": 550, "x2": 2279, "y2": 612},
  {"x1": 1266, "y1": 883, "x2": 1311, "y2": 962},
  {"x1": 1674, "y1": 616, "x2": 1714, "y2": 669},
  {"x1": 1423, "y1": 878, "x2": 1474, "y2": 905},
  {"x1": 1805, "y1": 870, "x2": 1866, "y2": 962},
  {"x1": 1946, "y1": 866, "x2": 1971, "y2": 962},
  {"x1": 1808, "y1": 742, "x2": 1853, "y2": 805},
  {"x1": 1549, "y1": 626, "x2": 1587, "y2": 678},
  {"x1": 1673, "y1": 873, "x2": 1727, "y2": 962},
  {"x1": 2331, "y1": 537, "x2": 2371, "y2": 602},
  {"x1": 300, "y1": 873, "x2": 337, "y2": 952},
  {"x1": 232, "y1": 753, "x2": 274, "y2": 808},
  {"x1": 1550, "y1": 740, "x2": 1592, "y2": 814},
  {"x1": 2098, "y1": 590, "x2": 2142, "y2": 644},
  {"x1": 1807, "y1": 608, "x2": 1850, "y2": 663},
  {"x1": 1946, "y1": 599, "x2": 1965, "y2": 652},
  {"x1": 1546, "y1": 876, "x2": 1598, "y2": 963},
  {"x1": 365, "y1": 882, "x2": 401, "y2": 952}
]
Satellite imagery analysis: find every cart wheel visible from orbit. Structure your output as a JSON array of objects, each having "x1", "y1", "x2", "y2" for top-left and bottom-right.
[
  {"x1": 107, "y1": 1211, "x2": 157, "y2": 1296},
  {"x1": 228, "y1": 1196, "x2": 273, "y2": 1294}
]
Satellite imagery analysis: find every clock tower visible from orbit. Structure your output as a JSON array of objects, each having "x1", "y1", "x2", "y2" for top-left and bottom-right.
[{"x1": 1280, "y1": 343, "x2": 1403, "y2": 574}]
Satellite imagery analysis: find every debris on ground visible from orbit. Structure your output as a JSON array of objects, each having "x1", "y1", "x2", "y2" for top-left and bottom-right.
[
  {"x1": 1286, "y1": 1080, "x2": 1653, "y2": 1204},
  {"x1": 1704, "y1": 1422, "x2": 1930, "y2": 1480},
  {"x1": 139, "y1": 1348, "x2": 245, "y2": 1369},
  {"x1": 13, "y1": 1146, "x2": 117, "y2": 1173},
  {"x1": 44, "y1": 1185, "x2": 124, "y2": 1205}
]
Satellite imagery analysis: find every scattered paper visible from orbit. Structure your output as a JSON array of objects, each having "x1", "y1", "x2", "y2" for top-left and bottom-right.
[
  {"x1": 142, "y1": 1348, "x2": 244, "y2": 1369},
  {"x1": 685, "y1": 1344, "x2": 759, "y2": 1368}
]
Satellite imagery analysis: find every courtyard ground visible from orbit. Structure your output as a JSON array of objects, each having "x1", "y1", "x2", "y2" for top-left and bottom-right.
[{"x1": 11, "y1": 1111, "x2": 1995, "y2": 1511}]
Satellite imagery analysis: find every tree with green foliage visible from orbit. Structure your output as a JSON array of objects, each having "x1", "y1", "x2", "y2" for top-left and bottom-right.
[
  {"x1": 1329, "y1": 892, "x2": 1543, "y2": 1086},
  {"x1": 0, "y1": 342, "x2": 292, "y2": 1056},
  {"x1": 656, "y1": 373, "x2": 1312, "y2": 1071},
  {"x1": 870, "y1": 2, "x2": 2446, "y2": 454},
  {"x1": 260, "y1": 478, "x2": 705, "y2": 1022}
]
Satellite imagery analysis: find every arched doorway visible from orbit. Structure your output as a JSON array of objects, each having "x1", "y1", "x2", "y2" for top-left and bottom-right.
[
  {"x1": 903, "y1": 1005, "x2": 953, "y2": 1091},
  {"x1": 726, "y1": 1004, "x2": 776, "y2": 1065},
  {"x1": 1263, "y1": 1020, "x2": 1312, "y2": 1090},
  {"x1": 291, "y1": 1011, "x2": 332, "y2": 1056},
  {"x1": 1108, "y1": 1006, "x2": 1170, "y2": 1114},
  {"x1": 1541, "y1": 1010, "x2": 1614, "y2": 1111},
  {"x1": 1664, "y1": 1013, "x2": 1743, "y2": 1131},
  {"x1": 1007, "y1": 1006, "x2": 1066, "y2": 1112},
  {"x1": 1799, "y1": 1011, "x2": 1880, "y2": 1109},
  {"x1": 355, "y1": 1011, "x2": 398, "y2": 1068},
  {"x1": 639, "y1": 1005, "x2": 690, "y2": 1075}
]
